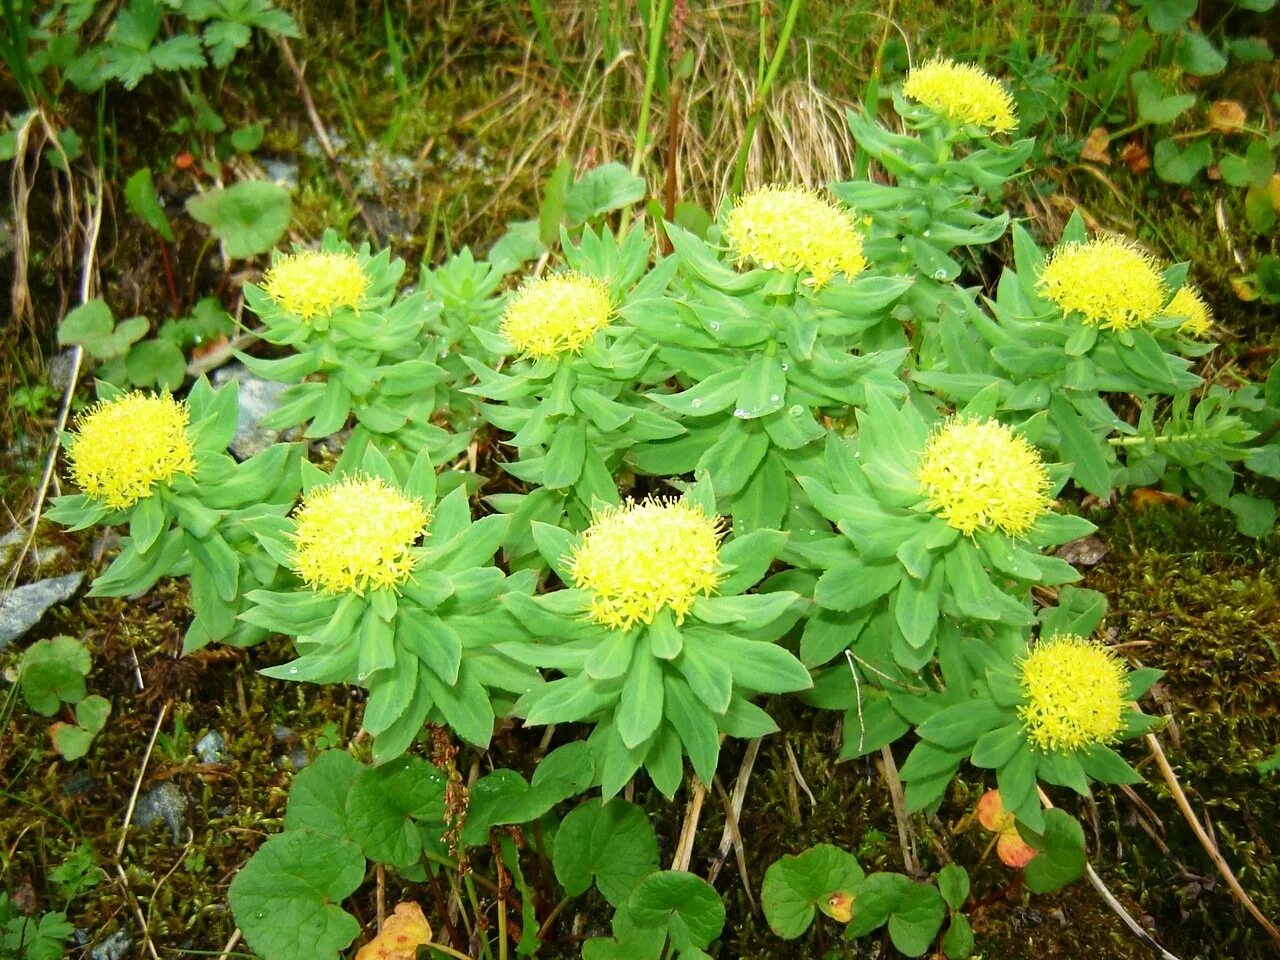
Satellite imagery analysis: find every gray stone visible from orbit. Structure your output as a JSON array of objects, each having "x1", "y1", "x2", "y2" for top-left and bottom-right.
[
  {"x1": 262, "y1": 157, "x2": 299, "y2": 189},
  {"x1": 48, "y1": 348, "x2": 79, "y2": 393},
  {"x1": 211, "y1": 362, "x2": 290, "y2": 459},
  {"x1": 0, "y1": 528, "x2": 23, "y2": 567},
  {"x1": 275, "y1": 747, "x2": 309, "y2": 771},
  {"x1": 0, "y1": 572, "x2": 85, "y2": 648},
  {"x1": 89, "y1": 930, "x2": 133, "y2": 960},
  {"x1": 60, "y1": 769, "x2": 95, "y2": 798},
  {"x1": 134, "y1": 783, "x2": 188, "y2": 843},
  {"x1": 194, "y1": 730, "x2": 226, "y2": 764},
  {"x1": 271, "y1": 724, "x2": 293, "y2": 741}
]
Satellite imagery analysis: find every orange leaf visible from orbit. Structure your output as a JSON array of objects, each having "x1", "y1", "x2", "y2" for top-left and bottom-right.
[
  {"x1": 355, "y1": 902, "x2": 434, "y2": 960},
  {"x1": 976, "y1": 789, "x2": 1015, "y2": 834},
  {"x1": 1207, "y1": 100, "x2": 1247, "y2": 133},
  {"x1": 824, "y1": 891, "x2": 853, "y2": 924},
  {"x1": 1080, "y1": 127, "x2": 1112, "y2": 165},
  {"x1": 1129, "y1": 488, "x2": 1189, "y2": 512},
  {"x1": 1120, "y1": 140, "x2": 1150, "y2": 176},
  {"x1": 996, "y1": 829, "x2": 1038, "y2": 869}
]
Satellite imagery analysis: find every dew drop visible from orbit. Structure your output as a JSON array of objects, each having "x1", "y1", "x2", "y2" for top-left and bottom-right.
[
  {"x1": 256, "y1": 911, "x2": 266, "y2": 919},
  {"x1": 691, "y1": 398, "x2": 703, "y2": 409},
  {"x1": 1033, "y1": 321, "x2": 1042, "y2": 327},
  {"x1": 769, "y1": 393, "x2": 780, "y2": 404},
  {"x1": 780, "y1": 362, "x2": 789, "y2": 371},
  {"x1": 922, "y1": 229, "x2": 931, "y2": 238},
  {"x1": 789, "y1": 404, "x2": 804, "y2": 417},
  {"x1": 732, "y1": 408, "x2": 750, "y2": 419},
  {"x1": 289, "y1": 667, "x2": 298, "y2": 675},
  {"x1": 357, "y1": 672, "x2": 366, "y2": 681},
  {"x1": 933, "y1": 269, "x2": 948, "y2": 281},
  {"x1": 709, "y1": 321, "x2": 721, "y2": 331},
  {"x1": 853, "y1": 451, "x2": 860, "y2": 458}
]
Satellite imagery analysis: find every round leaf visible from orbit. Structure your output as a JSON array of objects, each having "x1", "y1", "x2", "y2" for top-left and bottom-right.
[
  {"x1": 762, "y1": 843, "x2": 865, "y2": 939},
  {"x1": 627, "y1": 871, "x2": 726, "y2": 950}
]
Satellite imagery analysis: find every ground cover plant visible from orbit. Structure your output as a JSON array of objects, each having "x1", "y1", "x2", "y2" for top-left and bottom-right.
[{"x1": 3, "y1": 2, "x2": 1280, "y2": 959}]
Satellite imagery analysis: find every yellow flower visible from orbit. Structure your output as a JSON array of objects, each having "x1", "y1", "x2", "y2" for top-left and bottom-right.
[
  {"x1": 902, "y1": 58, "x2": 1018, "y2": 134},
  {"x1": 567, "y1": 498, "x2": 725, "y2": 630},
  {"x1": 67, "y1": 392, "x2": 195, "y2": 509},
  {"x1": 290, "y1": 475, "x2": 431, "y2": 595},
  {"x1": 916, "y1": 417, "x2": 1051, "y2": 537},
  {"x1": 1038, "y1": 237, "x2": 1167, "y2": 331},
  {"x1": 1166, "y1": 284, "x2": 1213, "y2": 337},
  {"x1": 262, "y1": 250, "x2": 370, "y2": 320},
  {"x1": 1018, "y1": 634, "x2": 1128, "y2": 752},
  {"x1": 499, "y1": 272, "x2": 614, "y2": 360},
  {"x1": 723, "y1": 185, "x2": 867, "y2": 287}
]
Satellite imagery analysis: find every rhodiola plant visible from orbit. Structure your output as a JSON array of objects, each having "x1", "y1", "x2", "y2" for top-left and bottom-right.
[
  {"x1": 240, "y1": 445, "x2": 539, "y2": 762},
  {"x1": 500, "y1": 484, "x2": 810, "y2": 796},
  {"x1": 45, "y1": 377, "x2": 301, "y2": 651}
]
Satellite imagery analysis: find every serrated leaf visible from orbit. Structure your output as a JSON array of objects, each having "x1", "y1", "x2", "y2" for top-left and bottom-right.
[
  {"x1": 627, "y1": 871, "x2": 726, "y2": 950},
  {"x1": 186, "y1": 180, "x2": 291, "y2": 259}
]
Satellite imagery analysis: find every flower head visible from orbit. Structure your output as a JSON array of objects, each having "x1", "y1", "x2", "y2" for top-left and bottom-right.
[
  {"x1": 723, "y1": 186, "x2": 867, "y2": 287},
  {"x1": 67, "y1": 392, "x2": 195, "y2": 509},
  {"x1": 916, "y1": 417, "x2": 1051, "y2": 536},
  {"x1": 1166, "y1": 285, "x2": 1213, "y2": 337},
  {"x1": 567, "y1": 498, "x2": 726, "y2": 630},
  {"x1": 290, "y1": 475, "x2": 430, "y2": 595},
  {"x1": 902, "y1": 58, "x2": 1017, "y2": 134},
  {"x1": 499, "y1": 272, "x2": 614, "y2": 360},
  {"x1": 1038, "y1": 237, "x2": 1167, "y2": 331},
  {"x1": 1018, "y1": 634, "x2": 1128, "y2": 752},
  {"x1": 262, "y1": 250, "x2": 370, "y2": 320}
]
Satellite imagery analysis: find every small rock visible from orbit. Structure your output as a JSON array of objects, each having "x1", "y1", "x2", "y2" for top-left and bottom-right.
[
  {"x1": 134, "y1": 783, "x2": 188, "y2": 843},
  {"x1": 89, "y1": 930, "x2": 133, "y2": 960},
  {"x1": 60, "y1": 769, "x2": 96, "y2": 798},
  {"x1": 0, "y1": 528, "x2": 23, "y2": 566},
  {"x1": 272, "y1": 724, "x2": 293, "y2": 742},
  {"x1": 211, "y1": 362, "x2": 291, "y2": 459},
  {"x1": 275, "y1": 747, "x2": 309, "y2": 771},
  {"x1": 1056, "y1": 535, "x2": 1109, "y2": 567},
  {"x1": 47, "y1": 348, "x2": 79, "y2": 393},
  {"x1": 0, "y1": 571, "x2": 85, "y2": 648},
  {"x1": 194, "y1": 730, "x2": 226, "y2": 764},
  {"x1": 262, "y1": 157, "x2": 299, "y2": 189}
]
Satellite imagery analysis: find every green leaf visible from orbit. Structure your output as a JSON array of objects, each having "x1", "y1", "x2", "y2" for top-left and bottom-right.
[
  {"x1": 344, "y1": 757, "x2": 445, "y2": 867},
  {"x1": 228, "y1": 830, "x2": 364, "y2": 960},
  {"x1": 565, "y1": 162, "x2": 647, "y2": 223},
  {"x1": 124, "y1": 167, "x2": 174, "y2": 241},
  {"x1": 57, "y1": 299, "x2": 117, "y2": 357},
  {"x1": 283, "y1": 749, "x2": 363, "y2": 838},
  {"x1": 186, "y1": 180, "x2": 291, "y2": 259},
  {"x1": 627, "y1": 871, "x2": 726, "y2": 950},
  {"x1": 543, "y1": 420, "x2": 587, "y2": 488},
  {"x1": 126, "y1": 338, "x2": 187, "y2": 389},
  {"x1": 1024, "y1": 809, "x2": 1087, "y2": 893},
  {"x1": 1146, "y1": 0, "x2": 1195, "y2": 33},
  {"x1": 553, "y1": 799, "x2": 660, "y2": 907},
  {"x1": 887, "y1": 882, "x2": 947, "y2": 957},
  {"x1": 617, "y1": 635, "x2": 664, "y2": 748},
  {"x1": 942, "y1": 913, "x2": 975, "y2": 959},
  {"x1": 52, "y1": 695, "x2": 111, "y2": 760},
  {"x1": 1175, "y1": 31, "x2": 1227, "y2": 75},
  {"x1": 762, "y1": 844, "x2": 865, "y2": 939},
  {"x1": 936, "y1": 864, "x2": 969, "y2": 911},
  {"x1": 1131, "y1": 71, "x2": 1195, "y2": 124},
  {"x1": 916, "y1": 701, "x2": 1005, "y2": 751},
  {"x1": 734, "y1": 354, "x2": 786, "y2": 419},
  {"x1": 1079, "y1": 743, "x2": 1142, "y2": 784},
  {"x1": 970, "y1": 722, "x2": 1025, "y2": 769},
  {"x1": 19, "y1": 636, "x2": 91, "y2": 715},
  {"x1": 1153, "y1": 137, "x2": 1212, "y2": 185}
]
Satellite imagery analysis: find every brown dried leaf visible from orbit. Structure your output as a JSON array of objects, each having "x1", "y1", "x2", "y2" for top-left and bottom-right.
[
  {"x1": 996, "y1": 829, "x2": 1038, "y2": 869},
  {"x1": 355, "y1": 902, "x2": 434, "y2": 960},
  {"x1": 1056, "y1": 535, "x2": 1109, "y2": 567},
  {"x1": 1121, "y1": 140, "x2": 1150, "y2": 176},
  {"x1": 1130, "y1": 488, "x2": 1190, "y2": 512},
  {"x1": 1080, "y1": 127, "x2": 1112, "y2": 164},
  {"x1": 1207, "y1": 100, "x2": 1247, "y2": 133}
]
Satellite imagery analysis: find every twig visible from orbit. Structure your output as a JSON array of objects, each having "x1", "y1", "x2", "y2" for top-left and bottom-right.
[
  {"x1": 878, "y1": 745, "x2": 921, "y2": 878},
  {"x1": 1145, "y1": 734, "x2": 1280, "y2": 949},
  {"x1": 708, "y1": 737, "x2": 761, "y2": 885},
  {"x1": 112, "y1": 701, "x2": 170, "y2": 960},
  {"x1": 376, "y1": 863, "x2": 386, "y2": 931},
  {"x1": 215, "y1": 929, "x2": 242, "y2": 960},
  {"x1": 783, "y1": 737, "x2": 816, "y2": 810},
  {"x1": 844, "y1": 651, "x2": 865, "y2": 755},
  {"x1": 185, "y1": 325, "x2": 266, "y2": 378},
  {"x1": 671, "y1": 780, "x2": 708, "y2": 872},
  {"x1": 1037, "y1": 786, "x2": 1181, "y2": 960},
  {"x1": 709, "y1": 776, "x2": 756, "y2": 910},
  {"x1": 275, "y1": 36, "x2": 381, "y2": 243}
]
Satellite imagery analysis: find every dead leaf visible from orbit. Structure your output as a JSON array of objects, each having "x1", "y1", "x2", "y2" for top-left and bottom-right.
[
  {"x1": 976, "y1": 789, "x2": 1015, "y2": 833},
  {"x1": 1130, "y1": 488, "x2": 1190, "y2": 513},
  {"x1": 1207, "y1": 100, "x2": 1247, "y2": 133},
  {"x1": 996, "y1": 830, "x2": 1038, "y2": 869},
  {"x1": 1080, "y1": 127, "x2": 1112, "y2": 164},
  {"x1": 355, "y1": 902, "x2": 433, "y2": 960},
  {"x1": 1121, "y1": 140, "x2": 1150, "y2": 176},
  {"x1": 1231, "y1": 276, "x2": 1260, "y2": 302},
  {"x1": 824, "y1": 891, "x2": 853, "y2": 923}
]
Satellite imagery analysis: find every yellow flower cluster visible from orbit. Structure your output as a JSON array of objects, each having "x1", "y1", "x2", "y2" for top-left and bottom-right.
[
  {"x1": 1018, "y1": 634, "x2": 1128, "y2": 752},
  {"x1": 568, "y1": 498, "x2": 725, "y2": 630},
  {"x1": 1038, "y1": 237, "x2": 1168, "y2": 331},
  {"x1": 499, "y1": 272, "x2": 614, "y2": 360},
  {"x1": 262, "y1": 250, "x2": 370, "y2": 320},
  {"x1": 722, "y1": 186, "x2": 867, "y2": 287},
  {"x1": 290, "y1": 475, "x2": 430, "y2": 595},
  {"x1": 902, "y1": 58, "x2": 1018, "y2": 134},
  {"x1": 916, "y1": 417, "x2": 1051, "y2": 537},
  {"x1": 67, "y1": 392, "x2": 195, "y2": 509},
  {"x1": 1166, "y1": 284, "x2": 1213, "y2": 338}
]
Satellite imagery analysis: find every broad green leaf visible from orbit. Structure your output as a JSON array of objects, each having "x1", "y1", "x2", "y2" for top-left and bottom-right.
[
  {"x1": 124, "y1": 167, "x2": 174, "y2": 240},
  {"x1": 19, "y1": 636, "x2": 91, "y2": 715},
  {"x1": 228, "y1": 830, "x2": 364, "y2": 960},
  {"x1": 565, "y1": 162, "x2": 646, "y2": 223},
  {"x1": 344, "y1": 757, "x2": 445, "y2": 867},
  {"x1": 1024, "y1": 809, "x2": 1087, "y2": 893},
  {"x1": 283, "y1": 749, "x2": 363, "y2": 838},
  {"x1": 762, "y1": 843, "x2": 865, "y2": 939},
  {"x1": 627, "y1": 871, "x2": 726, "y2": 950},
  {"x1": 186, "y1": 180, "x2": 291, "y2": 259},
  {"x1": 553, "y1": 798, "x2": 660, "y2": 907}
]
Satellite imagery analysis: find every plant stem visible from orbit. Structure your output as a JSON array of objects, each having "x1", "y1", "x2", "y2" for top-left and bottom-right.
[
  {"x1": 1108, "y1": 430, "x2": 1215, "y2": 448},
  {"x1": 729, "y1": 0, "x2": 805, "y2": 196},
  {"x1": 630, "y1": 0, "x2": 674, "y2": 176}
]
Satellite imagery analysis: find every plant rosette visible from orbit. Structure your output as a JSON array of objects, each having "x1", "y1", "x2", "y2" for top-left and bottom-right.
[
  {"x1": 897, "y1": 620, "x2": 1162, "y2": 828},
  {"x1": 795, "y1": 386, "x2": 1093, "y2": 674},
  {"x1": 633, "y1": 215, "x2": 910, "y2": 531},
  {"x1": 499, "y1": 487, "x2": 810, "y2": 797},
  {"x1": 241, "y1": 445, "x2": 538, "y2": 763},
  {"x1": 46, "y1": 378, "x2": 302, "y2": 651},
  {"x1": 463, "y1": 247, "x2": 684, "y2": 506}
]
